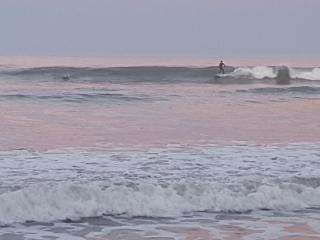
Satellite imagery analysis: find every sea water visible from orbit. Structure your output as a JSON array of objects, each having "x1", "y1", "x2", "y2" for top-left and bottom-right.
[{"x1": 0, "y1": 61, "x2": 320, "y2": 239}]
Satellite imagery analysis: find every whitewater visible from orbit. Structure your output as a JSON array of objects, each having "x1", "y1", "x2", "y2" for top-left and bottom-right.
[{"x1": 0, "y1": 63, "x2": 320, "y2": 240}]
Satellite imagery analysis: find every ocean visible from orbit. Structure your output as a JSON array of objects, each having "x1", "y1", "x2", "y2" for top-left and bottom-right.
[{"x1": 0, "y1": 61, "x2": 320, "y2": 240}]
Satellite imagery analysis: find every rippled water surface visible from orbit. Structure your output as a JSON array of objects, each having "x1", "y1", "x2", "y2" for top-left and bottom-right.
[{"x1": 0, "y1": 65, "x2": 320, "y2": 239}]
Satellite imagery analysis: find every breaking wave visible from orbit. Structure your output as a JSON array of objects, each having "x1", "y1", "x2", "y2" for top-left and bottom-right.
[
  {"x1": 1, "y1": 181, "x2": 320, "y2": 225},
  {"x1": 290, "y1": 67, "x2": 320, "y2": 81},
  {"x1": 0, "y1": 65, "x2": 319, "y2": 82},
  {"x1": 224, "y1": 66, "x2": 277, "y2": 79},
  {"x1": 224, "y1": 66, "x2": 320, "y2": 81}
]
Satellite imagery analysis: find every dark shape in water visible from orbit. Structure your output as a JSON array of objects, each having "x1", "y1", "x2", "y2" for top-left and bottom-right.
[
  {"x1": 61, "y1": 75, "x2": 71, "y2": 80},
  {"x1": 276, "y1": 66, "x2": 291, "y2": 85}
]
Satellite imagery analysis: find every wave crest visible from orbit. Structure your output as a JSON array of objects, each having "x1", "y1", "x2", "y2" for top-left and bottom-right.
[
  {"x1": 1, "y1": 181, "x2": 320, "y2": 224},
  {"x1": 225, "y1": 66, "x2": 277, "y2": 79},
  {"x1": 291, "y1": 68, "x2": 320, "y2": 81},
  {"x1": 1, "y1": 65, "x2": 320, "y2": 82}
]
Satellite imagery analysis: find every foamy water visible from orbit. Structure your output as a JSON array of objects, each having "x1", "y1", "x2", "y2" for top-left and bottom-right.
[{"x1": 0, "y1": 61, "x2": 320, "y2": 239}]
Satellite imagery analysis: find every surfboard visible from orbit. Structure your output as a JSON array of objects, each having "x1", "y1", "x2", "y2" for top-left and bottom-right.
[{"x1": 215, "y1": 74, "x2": 224, "y2": 79}]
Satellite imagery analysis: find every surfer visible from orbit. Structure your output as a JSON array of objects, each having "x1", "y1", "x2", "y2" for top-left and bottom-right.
[{"x1": 219, "y1": 60, "x2": 225, "y2": 74}]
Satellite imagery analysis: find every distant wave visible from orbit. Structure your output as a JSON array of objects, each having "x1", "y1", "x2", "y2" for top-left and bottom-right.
[
  {"x1": 1, "y1": 65, "x2": 320, "y2": 82},
  {"x1": 0, "y1": 66, "x2": 225, "y2": 83},
  {"x1": 0, "y1": 93, "x2": 154, "y2": 103},
  {"x1": 237, "y1": 86, "x2": 320, "y2": 94},
  {"x1": 1, "y1": 181, "x2": 319, "y2": 224}
]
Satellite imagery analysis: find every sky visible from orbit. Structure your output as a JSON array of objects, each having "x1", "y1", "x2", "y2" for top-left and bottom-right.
[{"x1": 0, "y1": 0, "x2": 319, "y2": 60}]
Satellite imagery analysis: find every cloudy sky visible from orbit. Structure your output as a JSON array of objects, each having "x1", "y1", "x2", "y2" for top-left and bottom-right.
[{"x1": 0, "y1": 0, "x2": 319, "y2": 59}]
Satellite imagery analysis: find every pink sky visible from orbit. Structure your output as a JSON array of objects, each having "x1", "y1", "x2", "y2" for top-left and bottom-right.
[{"x1": 0, "y1": 56, "x2": 319, "y2": 67}]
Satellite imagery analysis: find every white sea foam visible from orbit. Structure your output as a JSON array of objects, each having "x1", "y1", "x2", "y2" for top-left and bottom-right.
[
  {"x1": 0, "y1": 181, "x2": 320, "y2": 224},
  {"x1": 226, "y1": 66, "x2": 320, "y2": 81},
  {"x1": 226, "y1": 66, "x2": 277, "y2": 79},
  {"x1": 290, "y1": 67, "x2": 320, "y2": 81},
  {"x1": 1, "y1": 143, "x2": 320, "y2": 225}
]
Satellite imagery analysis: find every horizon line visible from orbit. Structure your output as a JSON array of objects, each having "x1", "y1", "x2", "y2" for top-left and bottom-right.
[{"x1": 0, "y1": 55, "x2": 319, "y2": 68}]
